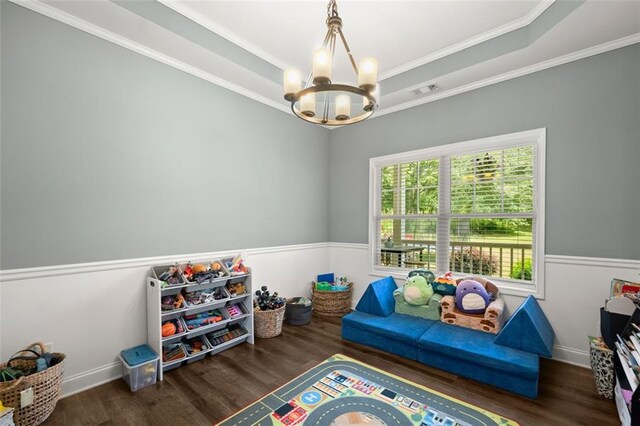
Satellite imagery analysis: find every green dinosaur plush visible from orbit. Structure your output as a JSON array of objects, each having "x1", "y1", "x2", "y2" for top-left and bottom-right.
[{"x1": 403, "y1": 275, "x2": 434, "y2": 306}]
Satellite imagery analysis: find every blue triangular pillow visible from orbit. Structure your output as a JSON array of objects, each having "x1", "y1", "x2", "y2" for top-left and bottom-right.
[
  {"x1": 355, "y1": 276, "x2": 398, "y2": 317},
  {"x1": 495, "y1": 295, "x2": 555, "y2": 357}
]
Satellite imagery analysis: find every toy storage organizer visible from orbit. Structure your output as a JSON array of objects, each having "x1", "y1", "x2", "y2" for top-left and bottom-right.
[{"x1": 147, "y1": 262, "x2": 254, "y2": 380}]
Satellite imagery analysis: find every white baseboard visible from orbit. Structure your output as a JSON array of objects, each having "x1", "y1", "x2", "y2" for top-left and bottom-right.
[
  {"x1": 552, "y1": 345, "x2": 590, "y2": 369},
  {"x1": 61, "y1": 361, "x2": 122, "y2": 397}
]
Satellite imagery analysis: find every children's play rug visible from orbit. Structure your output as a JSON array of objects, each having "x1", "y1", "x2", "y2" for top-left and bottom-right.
[{"x1": 217, "y1": 354, "x2": 519, "y2": 426}]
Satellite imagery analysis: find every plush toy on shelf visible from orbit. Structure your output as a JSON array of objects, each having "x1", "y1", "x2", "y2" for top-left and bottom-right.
[
  {"x1": 161, "y1": 293, "x2": 185, "y2": 311},
  {"x1": 182, "y1": 262, "x2": 194, "y2": 281},
  {"x1": 187, "y1": 261, "x2": 228, "y2": 284},
  {"x1": 455, "y1": 279, "x2": 493, "y2": 314},
  {"x1": 226, "y1": 282, "x2": 247, "y2": 296}
]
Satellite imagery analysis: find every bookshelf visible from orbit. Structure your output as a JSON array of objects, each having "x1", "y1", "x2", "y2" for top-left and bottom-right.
[{"x1": 614, "y1": 307, "x2": 640, "y2": 426}]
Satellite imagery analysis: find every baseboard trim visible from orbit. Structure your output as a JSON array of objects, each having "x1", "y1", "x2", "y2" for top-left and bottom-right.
[
  {"x1": 552, "y1": 345, "x2": 590, "y2": 369},
  {"x1": 61, "y1": 361, "x2": 122, "y2": 398}
]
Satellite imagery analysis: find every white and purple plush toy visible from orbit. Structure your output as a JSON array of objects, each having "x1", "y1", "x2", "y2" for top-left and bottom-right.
[{"x1": 455, "y1": 279, "x2": 491, "y2": 314}]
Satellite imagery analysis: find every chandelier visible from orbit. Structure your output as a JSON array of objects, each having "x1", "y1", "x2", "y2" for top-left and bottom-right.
[{"x1": 283, "y1": 0, "x2": 379, "y2": 126}]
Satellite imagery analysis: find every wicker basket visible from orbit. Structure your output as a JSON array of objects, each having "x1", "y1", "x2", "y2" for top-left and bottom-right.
[
  {"x1": 312, "y1": 282, "x2": 353, "y2": 317},
  {"x1": 0, "y1": 343, "x2": 66, "y2": 426},
  {"x1": 254, "y1": 305, "x2": 286, "y2": 338}
]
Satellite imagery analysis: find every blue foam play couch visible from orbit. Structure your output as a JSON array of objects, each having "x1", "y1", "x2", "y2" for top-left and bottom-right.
[{"x1": 342, "y1": 276, "x2": 554, "y2": 398}]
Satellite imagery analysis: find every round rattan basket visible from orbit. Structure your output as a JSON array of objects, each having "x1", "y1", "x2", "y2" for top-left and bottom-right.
[
  {"x1": 312, "y1": 282, "x2": 353, "y2": 317},
  {"x1": 254, "y1": 305, "x2": 286, "y2": 338},
  {"x1": 0, "y1": 343, "x2": 66, "y2": 426}
]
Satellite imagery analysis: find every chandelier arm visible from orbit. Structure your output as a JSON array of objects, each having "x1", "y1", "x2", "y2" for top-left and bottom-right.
[
  {"x1": 330, "y1": 31, "x2": 337, "y2": 63},
  {"x1": 320, "y1": 27, "x2": 333, "y2": 49},
  {"x1": 337, "y1": 28, "x2": 359, "y2": 75},
  {"x1": 323, "y1": 91, "x2": 331, "y2": 124}
]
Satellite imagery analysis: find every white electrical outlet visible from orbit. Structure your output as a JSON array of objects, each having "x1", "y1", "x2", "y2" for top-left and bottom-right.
[
  {"x1": 21, "y1": 387, "x2": 33, "y2": 407},
  {"x1": 43, "y1": 342, "x2": 53, "y2": 352}
]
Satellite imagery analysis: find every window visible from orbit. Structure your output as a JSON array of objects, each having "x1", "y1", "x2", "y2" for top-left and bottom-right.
[{"x1": 369, "y1": 129, "x2": 545, "y2": 297}]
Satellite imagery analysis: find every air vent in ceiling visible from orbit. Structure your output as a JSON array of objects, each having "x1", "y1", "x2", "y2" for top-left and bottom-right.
[{"x1": 411, "y1": 82, "x2": 440, "y2": 96}]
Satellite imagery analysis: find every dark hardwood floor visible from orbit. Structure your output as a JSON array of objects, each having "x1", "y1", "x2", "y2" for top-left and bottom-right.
[{"x1": 44, "y1": 316, "x2": 618, "y2": 425}]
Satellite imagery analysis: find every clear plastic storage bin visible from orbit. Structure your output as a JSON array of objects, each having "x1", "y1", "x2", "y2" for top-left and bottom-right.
[{"x1": 119, "y1": 353, "x2": 159, "y2": 392}]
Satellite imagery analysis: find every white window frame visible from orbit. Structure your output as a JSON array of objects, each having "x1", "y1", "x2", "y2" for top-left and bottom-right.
[{"x1": 368, "y1": 128, "x2": 546, "y2": 298}]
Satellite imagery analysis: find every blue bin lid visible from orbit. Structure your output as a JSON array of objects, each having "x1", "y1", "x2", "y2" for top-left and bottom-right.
[{"x1": 121, "y1": 344, "x2": 158, "y2": 367}]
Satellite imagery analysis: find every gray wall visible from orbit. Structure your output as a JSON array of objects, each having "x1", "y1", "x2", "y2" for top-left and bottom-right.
[
  {"x1": 0, "y1": 2, "x2": 330, "y2": 269},
  {"x1": 329, "y1": 45, "x2": 640, "y2": 260},
  {"x1": 2, "y1": 2, "x2": 639, "y2": 269}
]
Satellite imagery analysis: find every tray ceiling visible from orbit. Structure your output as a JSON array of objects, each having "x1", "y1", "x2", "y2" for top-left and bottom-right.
[{"x1": 12, "y1": 0, "x2": 640, "y2": 125}]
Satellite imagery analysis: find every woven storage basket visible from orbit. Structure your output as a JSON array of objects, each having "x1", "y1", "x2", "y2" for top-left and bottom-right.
[
  {"x1": 254, "y1": 305, "x2": 285, "y2": 338},
  {"x1": 312, "y1": 282, "x2": 353, "y2": 317},
  {"x1": 0, "y1": 343, "x2": 66, "y2": 426}
]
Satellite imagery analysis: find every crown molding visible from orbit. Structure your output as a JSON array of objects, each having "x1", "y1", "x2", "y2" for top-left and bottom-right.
[
  {"x1": 156, "y1": 0, "x2": 290, "y2": 71},
  {"x1": 373, "y1": 33, "x2": 640, "y2": 121},
  {"x1": 378, "y1": 0, "x2": 556, "y2": 81},
  {"x1": 157, "y1": 0, "x2": 556, "y2": 84},
  {"x1": 8, "y1": 0, "x2": 291, "y2": 116}
]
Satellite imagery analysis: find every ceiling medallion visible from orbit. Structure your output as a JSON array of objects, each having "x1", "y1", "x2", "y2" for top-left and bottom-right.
[{"x1": 283, "y1": 0, "x2": 379, "y2": 126}]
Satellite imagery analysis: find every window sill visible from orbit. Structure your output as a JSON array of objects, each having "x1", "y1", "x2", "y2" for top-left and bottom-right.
[{"x1": 369, "y1": 267, "x2": 543, "y2": 299}]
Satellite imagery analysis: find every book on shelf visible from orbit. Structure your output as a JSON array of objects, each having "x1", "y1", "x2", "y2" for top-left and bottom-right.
[{"x1": 617, "y1": 332, "x2": 640, "y2": 392}]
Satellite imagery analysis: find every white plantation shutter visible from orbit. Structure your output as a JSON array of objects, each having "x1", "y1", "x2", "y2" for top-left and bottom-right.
[
  {"x1": 450, "y1": 145, "x2": 535, "y2": 215},
  {"x1": 373, "y1": 159, "x2": 439, "y2": 269},
  {"x1": 446, "y1": 145, "x2": 537, "y2": 281},
  {"x1": 370, "y1": 129, "x2": 545, "y2": 294}
]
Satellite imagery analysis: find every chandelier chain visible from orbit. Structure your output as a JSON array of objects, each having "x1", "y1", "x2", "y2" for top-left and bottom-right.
[{"x1": 327, "y1": 0, "x2": 339, "y2": 19}]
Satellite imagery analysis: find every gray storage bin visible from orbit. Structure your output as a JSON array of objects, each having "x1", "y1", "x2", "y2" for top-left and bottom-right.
[
  {"x1": 184, "y1": 336, "x2": 211, "y2": 364},
  {"x1": 151, "y1": 264, "x2": 185, "y2": 287},
  {"x1": 161, "y1": 343, "x2": 187, "y2": 372},
  {"x1": 285, "y1": 297, "x2": 313, "y2": 326},
  {"x1": 179, "y1": 261, "x2": 229, "y2": 286}
]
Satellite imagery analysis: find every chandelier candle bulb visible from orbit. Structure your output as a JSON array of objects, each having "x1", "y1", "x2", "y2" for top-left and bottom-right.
[
  {"x1": 283, "y1": 69, "x2": 302, "y2": 101},
  {"x1": 358, "y1": 57, "x2": 378, "y2": 90},
  {"x1": 313, "y1": 48, "x2": 332, "y2": 85},
  {"x1": 300, "y1": 93, "x2": 316, "y2": 117},
  {"x1": 335, "y1": 95, "x2": 351, "y2": 120}
]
